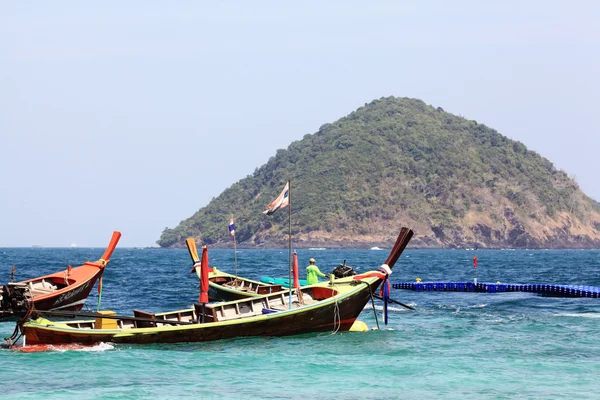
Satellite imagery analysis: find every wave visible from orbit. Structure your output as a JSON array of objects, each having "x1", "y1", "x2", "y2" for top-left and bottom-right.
[{"x1": 553, "y1": 313, "x2": 600, "y2": 319}]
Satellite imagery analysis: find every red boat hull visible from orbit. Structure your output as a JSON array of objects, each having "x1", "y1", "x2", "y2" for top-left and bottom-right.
[{"x1": 29, "y1": 269, "x2": 104, "y2": 312}]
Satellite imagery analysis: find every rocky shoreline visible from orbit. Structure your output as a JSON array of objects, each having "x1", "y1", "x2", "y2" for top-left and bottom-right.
[{"x1": 168, "y1": 234, "x2": 600, "y2": 250}]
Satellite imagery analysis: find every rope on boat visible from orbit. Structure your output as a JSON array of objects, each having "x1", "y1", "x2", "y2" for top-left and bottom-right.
[
  {"x1": 331, "y1": 277, "x2": 341, "y2": 334},
  {"x1": 332, "y1": 298, "x2": 340, "y2": 334},
  {"x1": 97, "y1": 276, "x2": 103, "y2": 312},
  {"x1": 318, "y1": 278, "x2": 341, "y2": 337},
  {"x1": 364, "y1": 281, "x2": 380, "y2": 330}
]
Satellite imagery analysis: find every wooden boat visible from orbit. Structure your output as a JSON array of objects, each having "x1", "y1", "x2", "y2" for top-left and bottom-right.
[
  {"x1": 0, "y1": 231, "x2": 122, "y2": 320},
  {"x1": 206, "y1": 268, "x2": 286, "y2": 300},
  {"x1": 15, "y1": 228, "x2": 413, "y2": 346},
  {"x1": 185, "y1": 238, "x2": 286, "y2": 301}
]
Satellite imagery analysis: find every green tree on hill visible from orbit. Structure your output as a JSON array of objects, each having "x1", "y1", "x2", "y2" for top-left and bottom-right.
[{"x1": 158, "y1": 97, "x2": 600, "y2": 249}]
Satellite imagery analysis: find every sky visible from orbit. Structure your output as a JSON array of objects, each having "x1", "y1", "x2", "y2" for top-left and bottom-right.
[{"x1": 1, "y1": 1, "x2": 599, "y2": 247}]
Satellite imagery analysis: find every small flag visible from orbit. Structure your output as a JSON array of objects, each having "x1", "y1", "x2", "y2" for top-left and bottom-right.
[
  {"x1": 263, "y1": 181, "x2": 290, "y2": 215},
  {"x1": 229, "y1": 218, "x2": 235, "y2": 236}
]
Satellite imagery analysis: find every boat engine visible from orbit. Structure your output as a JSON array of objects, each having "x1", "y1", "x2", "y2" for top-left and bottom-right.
[
  {"x1": 332, "y1": 263, "x2": 356, "y2": 278},
  {"x1": 0, "y1": 284, "x2": 30, "y2": 317}
]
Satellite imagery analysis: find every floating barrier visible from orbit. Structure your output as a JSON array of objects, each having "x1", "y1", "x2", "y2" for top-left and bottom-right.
[{"x1": 391, "y1": 282, "x2": 600, "y2": 298}]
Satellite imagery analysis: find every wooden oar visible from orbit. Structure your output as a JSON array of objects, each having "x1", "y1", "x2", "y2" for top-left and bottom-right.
[
  {"x1": 185, "y1": 238, "x2": 201, "y2": 274},
  {"x1": 373, "y1": 294, "x2": 415, "y2": 311}
]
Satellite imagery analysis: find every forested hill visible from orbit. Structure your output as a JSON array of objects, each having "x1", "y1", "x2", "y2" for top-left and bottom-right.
[{"x1": 158, "y1": 97, "x2": 600, "y2": 249}]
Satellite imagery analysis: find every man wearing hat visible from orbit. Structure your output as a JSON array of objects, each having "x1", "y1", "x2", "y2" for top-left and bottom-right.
[{"x1": 306, "y1": 258, "x2": 329, "y2": 285}]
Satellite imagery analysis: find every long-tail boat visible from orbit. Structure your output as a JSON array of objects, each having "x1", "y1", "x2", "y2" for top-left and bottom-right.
[
  {"x1": 205, "y1": 268, "x2": 286, "y2": 300},
  {"x1": 0, "y1": 231, "x2": 122, "y2": 320},
  {"x1": 185, "y1": 238, "x2": 286, "y2": 301},
  {"x1": 12, "y1": 228, "x2": 412, "y2": 346}
]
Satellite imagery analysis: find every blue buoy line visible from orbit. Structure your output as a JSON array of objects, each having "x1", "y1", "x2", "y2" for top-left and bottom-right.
[{"x1": 392, "y1": 282, "x2": 600, "y2": 298}]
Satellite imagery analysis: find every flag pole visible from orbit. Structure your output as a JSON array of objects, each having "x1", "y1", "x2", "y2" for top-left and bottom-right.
[
  {"x1": 261, "y1": 180, "x2": 292, "y2": 308},
  {"x1": 288, "y1": 180, "x2": 293, "y2": 310},
  {"x1": 233, "y1": 230, "x2": 238, "y2": 280},
  {"x1": 229, "y1": 217, "x2": 238, "y2": 282}
]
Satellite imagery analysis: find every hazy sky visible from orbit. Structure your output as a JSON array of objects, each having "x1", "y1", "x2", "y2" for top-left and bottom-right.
[{"x1": 1, "y1": 1, "x2": 598, "y2": 247}]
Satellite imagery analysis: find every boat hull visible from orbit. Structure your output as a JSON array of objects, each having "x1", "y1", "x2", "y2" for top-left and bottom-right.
[
  {"x1": 23, "y1": 280, "x2": 376, "y2": 345},
  {"x1": 31, "y1": 269, "x2": 103, "y2": 312}
]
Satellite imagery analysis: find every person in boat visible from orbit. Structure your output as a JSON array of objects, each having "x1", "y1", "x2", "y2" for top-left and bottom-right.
[{"x1": 306, "y1": 258, "x2": 329, "y2": 285}]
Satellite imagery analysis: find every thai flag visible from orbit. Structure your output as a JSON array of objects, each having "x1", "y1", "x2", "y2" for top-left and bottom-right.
[
  {"x1": 229, "y1": 218, "x2": 235, "y2": 236},
  {"x1": 263, "y1": 181, "x2": 290, "y2": 215}
]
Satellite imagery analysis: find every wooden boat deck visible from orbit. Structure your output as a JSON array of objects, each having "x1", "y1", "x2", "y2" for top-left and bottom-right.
[{"x1": 215, "y1": 276, "x2": 284, "y2": 295}]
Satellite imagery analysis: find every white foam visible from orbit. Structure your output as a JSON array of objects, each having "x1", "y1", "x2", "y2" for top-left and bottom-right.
[
  {"x1": 467, "y1": 303, "x2": 487, "y2": 308},
  {"x1": 373, "y1": 304, "x2": 415, "y2": 312},
  {"x1": 554, "y1": 313, "x2": 600, "y2": 319},
  {"x1": 54, "y1": 342, "x2": 115, "y2": 352}
]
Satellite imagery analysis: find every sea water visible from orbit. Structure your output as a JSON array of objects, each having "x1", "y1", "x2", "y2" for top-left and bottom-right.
[{"x1": 1, "y1": 247, "x2": 600, "y2": 399}]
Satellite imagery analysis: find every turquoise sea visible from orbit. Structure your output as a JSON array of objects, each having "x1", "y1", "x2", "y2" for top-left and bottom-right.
[{"x1": 1, "y1": 247, "x2": 600, "y2": 399}]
